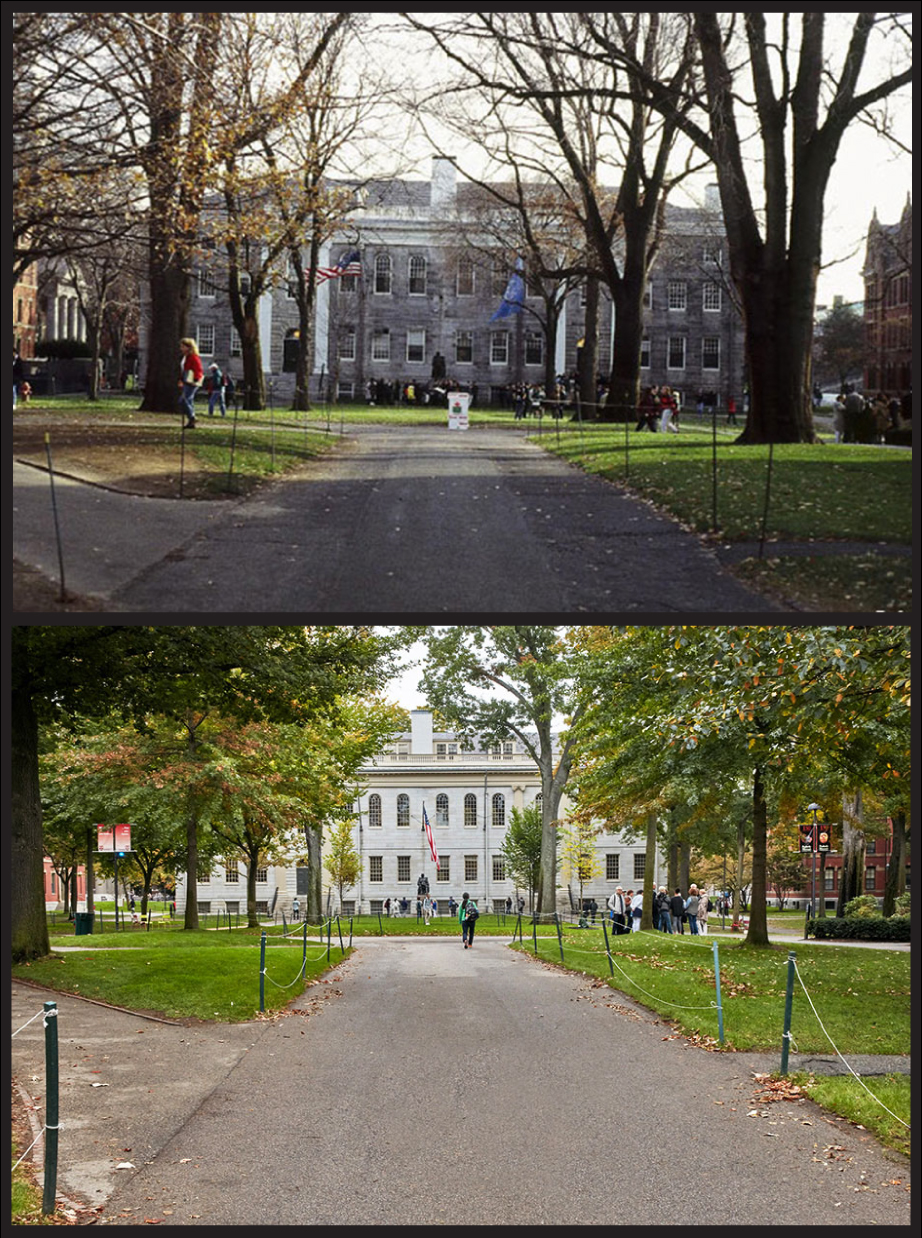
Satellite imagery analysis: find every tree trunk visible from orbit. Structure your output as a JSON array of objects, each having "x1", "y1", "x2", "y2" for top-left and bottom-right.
[
  {"x1": 140, "y1": 254, "x2": 189, "y2": 414},
  {"x1": 577, "y1": 276, "x2": 600, "y2": 415},
  {"x1": 304, "y1": 825, "x2": 323, "y2": 924},
  {"x1": 11, "y1": 683, "x2": 50, "y2": 961},
  {"x1": 745, "y1": 765, "x2": 769, "y2": 946},
  {"x1": 881, "y1": 811, "x2": 906, "y2": 916},
  {"x1": 641, "y1": 813, "x2": 657, "y2": 929},
  {"x1": 735, "y1": 265, "x2": 818, "y2": 443},
  {"x1": 836, "y1": 791, "x2": 865, "y2": 916},
  {"x1": 602, "y1": 256, "x2": 647, "y2": 420},
  {"x1": 246, "y1": 849, "x2": 260, "y2": 929}
]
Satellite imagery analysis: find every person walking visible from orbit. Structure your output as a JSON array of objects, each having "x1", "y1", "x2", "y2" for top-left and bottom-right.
[
  {"x1": 670, "y1": 888, "x2": 686, "y2": 934},
  {"x1": 459, "y1": 892, "x2": 479, "y2": 948},
  {"x1": 291, "y1": 896, "x2": 300, "y2": 921},
  {"x1": 206, "y1": 363, "x2": 227, "y2": 417},
  {"x1": 685, "y1": 885, "x2": 701, "y2": 935},
  {"x1": 179, "y1": 338, "x2": 204, "y2": 428}
]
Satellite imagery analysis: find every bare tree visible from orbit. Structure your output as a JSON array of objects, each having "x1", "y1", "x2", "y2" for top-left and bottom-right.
[
  {"x1": 403, "y1": 12, "x2": 702, "y2": 419},
  {"x1": 583, "y1": 12, "x2": 912, "y2": 441}
]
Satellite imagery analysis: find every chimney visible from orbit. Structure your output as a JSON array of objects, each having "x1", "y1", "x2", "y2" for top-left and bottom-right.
[
  {"x1": 431, "y1": 156, "x2": 457, "y2": 213},
  {"x1": 410, "y1": 709, "x2": 433, "y2": 754},
  {"x1": 704, "y1": 183, "x2": 721, "y2": 211}
]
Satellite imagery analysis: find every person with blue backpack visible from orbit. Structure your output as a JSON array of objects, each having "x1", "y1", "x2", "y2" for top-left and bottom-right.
[{"x1": 459, "y1": 892, "x2": 479, "y2": 948}]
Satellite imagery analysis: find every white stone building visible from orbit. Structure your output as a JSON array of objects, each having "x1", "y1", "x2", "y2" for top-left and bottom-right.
[{"x1": 176, "y1": 709, "x2": 663, "y2": 920}]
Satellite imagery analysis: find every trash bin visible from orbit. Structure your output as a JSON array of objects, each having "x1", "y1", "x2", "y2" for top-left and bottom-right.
[{"x1": 74, "y1": 912, "x2": 95, "y2": 936}]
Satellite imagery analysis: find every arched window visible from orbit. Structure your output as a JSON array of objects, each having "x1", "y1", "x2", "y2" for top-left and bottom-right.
[
  {"x1": 374, "y1": 254, "x2": 392, "y2": 295},
  {"x1": 464, "y1": 793, "x2": 477, "y2": 828},
  {"x1": 368, "y1": 794, "x2": 382, "y2": 828},
  {"x1": 436, "y1": 793, "x2": 449, "y2": 827},
  {"x1": 492, "y1": 793, "x2": 505, "y2": 829},
  {"x1": 397, "y1": 793, "x2": 410, "y2": 828}
]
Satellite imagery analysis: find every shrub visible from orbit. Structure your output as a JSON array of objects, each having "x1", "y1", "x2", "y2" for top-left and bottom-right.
[
  {"x1": 39, "y1": 338, "x2": 94, "y2": 359},
  {"x1": 842, "y1": 894, "x2": 882, "y2": 919},
  {"x1": 809, "y1": 915, "x2": 910, "y2": 942},
  {"x1": 894, "y1": 892, "x2": 910, "y2": 917}
]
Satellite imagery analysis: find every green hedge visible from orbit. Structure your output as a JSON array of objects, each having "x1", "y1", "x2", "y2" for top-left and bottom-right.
[{"x1": 808, "y1": 915, "x2": 911, "y2": 942}]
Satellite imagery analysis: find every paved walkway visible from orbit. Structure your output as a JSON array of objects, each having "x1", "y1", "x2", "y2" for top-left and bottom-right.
[
  {"x1": 13, "y1": 425, "x2": 783, "y2": 613},
  {"x1": 12, "y1": 939, "x2": 910, "y2": 1225}
]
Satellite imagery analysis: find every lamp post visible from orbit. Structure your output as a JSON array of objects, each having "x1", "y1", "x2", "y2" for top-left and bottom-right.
[{"x1": 804, "y1": 803, "x2": 821, "y2": 939}]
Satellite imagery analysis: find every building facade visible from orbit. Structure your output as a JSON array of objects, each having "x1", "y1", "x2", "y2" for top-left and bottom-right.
[
  {"x1": 863, "y1": 195, "x2": 912, "y2": 397},
  {"x1": 176, "y1": 709, "x2": 664, "y2": 921},
  {"x1": 158, "y1": 159, "x2": 745, "y2": 410}
]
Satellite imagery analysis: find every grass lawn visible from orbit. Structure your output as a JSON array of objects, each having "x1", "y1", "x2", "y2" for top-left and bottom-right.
[
  {"x1": 534, "y1": 423, "x2": 912, "y2": 611},
  {"x1": 15, "y1": 925, "x2": 349, "y2": 1021},
  {"x1": 796, "y1": 1073, "x2": 911, "y2": 1160}
]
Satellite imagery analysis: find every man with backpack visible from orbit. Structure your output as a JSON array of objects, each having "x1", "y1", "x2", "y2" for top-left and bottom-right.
[{"x1": 459, "y1": 891, "x2": 479, "y2": 948}]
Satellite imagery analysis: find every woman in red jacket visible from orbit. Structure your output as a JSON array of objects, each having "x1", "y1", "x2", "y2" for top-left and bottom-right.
[{"x1": 179, "y1": 337, "x2": 204, "y2": 428}]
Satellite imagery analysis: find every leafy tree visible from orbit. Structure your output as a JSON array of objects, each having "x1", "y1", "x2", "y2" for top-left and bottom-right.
[
  {"x1": 12, "y1": 626, "x2": 399, "y2": 960},
  {"x1": 499, "y1": 804, "x2": 545, "y2": 914},
  {"x1": 323, "y1": 818, "x2": 362, "y2": 915},
  {"x1": 558, "y1": 814, "x2": 603, "y2": 913},
  {"x1": 814, "y1": 300, "x2": 865, "y2": 392},
  {"x1": 419, "y1": 626, "x2": 586, "y2": 918}
]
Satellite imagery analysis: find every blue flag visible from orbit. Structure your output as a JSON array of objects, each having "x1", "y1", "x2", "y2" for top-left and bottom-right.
[{"x1": 490, "y1": 256, "x2": 525, "y2": 321}]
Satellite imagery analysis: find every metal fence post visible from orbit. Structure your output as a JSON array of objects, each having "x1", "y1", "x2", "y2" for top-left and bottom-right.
[
  {"x1": 259, "y1": 932, "x2": 267, "y2": 1012},
  {"x1": 42, "y1": 1002, "x2": 59, "y2": 1215},
  {"x1": 601, "y1": 916, "x2": 615, "y2": 977},
  {"x1": 780, "y1": 950, "x2": 796, "y2": 1074},
  {"x1": 554, "y1": 912, "x2": 565, "y2": 962},
  {"x1": 712, "y1": 940, "x2": 725, "y2": 1045}
]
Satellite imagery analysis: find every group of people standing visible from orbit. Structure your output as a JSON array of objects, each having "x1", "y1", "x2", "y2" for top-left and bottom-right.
[
  {"x1": 179, "y1": 338, "x2": 235, "y2": 429},
  {"x1": 607, "y1": 885, "x2": 711, "y2": 935}
]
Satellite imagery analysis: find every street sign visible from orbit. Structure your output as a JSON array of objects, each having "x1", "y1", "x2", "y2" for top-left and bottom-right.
[{"x1": 96, "y1": 823, "x2": 132, "y2": 853}]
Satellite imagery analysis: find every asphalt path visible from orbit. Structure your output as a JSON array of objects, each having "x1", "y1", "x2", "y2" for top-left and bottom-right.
[
  {"x1": 13, "y1": 425, "x2": 782, "y2": 613},
  {"x1": 12, "y1": 938, "x2": 910, "y2": 1226}
]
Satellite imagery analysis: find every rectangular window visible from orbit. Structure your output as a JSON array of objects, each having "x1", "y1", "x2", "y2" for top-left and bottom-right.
[
  {"x1": 407, "y1": 329, "x2": 426, "y2": 363},
  {"x1": 490, "y1": 332, "x2": 509, "y2": 365},
  {"x1": 230, "y1": 328, "x2": 242, "y2": 358},
  {"x1": 491, "y1": 264, "x2": 507, "y2": 296},
  {"x1": 196, "y1": 324, "x2": 215, "y2": 356},
  {"x1": 702, "y1": 242, "x2": 722, "y2": 265},
  {"x1": 640, "y1": 338, "x2": 651, "y2": 369},
  {"x1": 374, "y1": 255, "x2": 392, "y2": 295},
  {"x1": 465, "y1": 855, "x2": 478, "y2": 882},
  {"x1": 225, "y1": 860, "x2": 239, "y2": 884},
  {"x1": 197, "y1": 901, "x2": 211, "y2": 914},
  {"x1": 437, "y1": 856, "x2": 450, "y2": 882},
  {"x1": 457, "y1": 259, "x2": 475, "y2": 296},
  {"x1": 256, "y1": 868, "x2": 268, "y2": 883},
  {"x1": 369, "y1": 855, "x2": 383, "y2": 883},
  {"x1": 667, "y1": 281, "x2": 687, "y2": 311},
  {"x1": 372, "y1": 329, "x2": 391, "y2": 361},
  {"x1": 398, "y1": 855, "x2": 411, "y2": 882},
  {"x1": 492, "y1": 856, "x2": 505, "y2": 881},
  {"x1": 642, "y1": 282, "x2": 653, "y2": 309},
  {"x1": 702, "y1": 337, "x2": 721, "y2": 371},
  {"x1": 524, "y1": 332, "x2": 544, "y2": 366},
  {"x1": 633, "y1": 854, "x2": 646, "y2": 881},
  {"x1": 198, "y1": 867, "x2": 211, "y2": 883},
  {"x1": 703, "y1": 283, "x2": 722, "y2": 312},
  {"x1": 455, "y1": 331, "x2": 473, "y2": 364},
  {"x1": 198, "y1": 269, "x2": 217, "y2": 298},
  {"x1": 339, "y1": 327, "x2": 356, "y2": 361},
  {"x1": 408, "y1": 256, "x2": 427, "y2": 295},
  {"x1": 668, "y1": 336, "x2": 686, "y2": 370},
  {"x1": 606, "y1": 854, "x2": 620, "y2": 880},
  {"x1": 865, "y1": 866, "x2": 877, "y2": 889}
]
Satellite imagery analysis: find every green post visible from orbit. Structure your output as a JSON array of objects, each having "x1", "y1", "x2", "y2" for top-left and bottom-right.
[
  {"x1": 326, "y1": 917, "x2": 332, "y2": 962},
  {"x1": 259, "y1": 932, "x2": 266, "y2": 1012},
  {"x1": 336, "y1": 914, "x2": 345, "y2": 956},
  {"x1": 601, "y1": 916, "x2": 614, "y2": 977},
  {"x1": 554, "y1": 912, "x2": 564, "y2": 962},
  {"x1": 41, "y1": 1002, "x2": 59, "y2": 1215},
  {"x1": 712, "y1": 940, "x2": 724, "y2": 1045},
  {"x1": 378, "y1": 911, "x2": 383, "y2": 936},
  {"x1": 780, "y1": 950, "x2": 796, "y2": 1075},
  {"x1": 301, "y1": 920, "x2": 307, "y2": 980},
  {"x1": 532, "y1": 915, "x2": 538, "y2": 955}
]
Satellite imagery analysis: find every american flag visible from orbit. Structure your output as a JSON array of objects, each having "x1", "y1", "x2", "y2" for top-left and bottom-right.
[
  {"x1": 314, "y1": 249, "x2": 362, "y2": 285},
  {"x1": 423, "y1": 805, "x2": 440, "y2": 870}
]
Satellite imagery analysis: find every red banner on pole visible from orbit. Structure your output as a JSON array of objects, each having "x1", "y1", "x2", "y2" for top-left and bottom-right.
[{"x1": 96, "y1": 823, "x2": 132, "y2": 852}]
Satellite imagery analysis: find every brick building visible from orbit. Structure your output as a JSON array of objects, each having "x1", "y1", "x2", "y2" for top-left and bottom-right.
[
  {"x1": 863, "y1": 195, "x2": 912, "y2": 397},
  {"x1": 158, "y1": 159, "x2": 745, "y2": 410}
]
